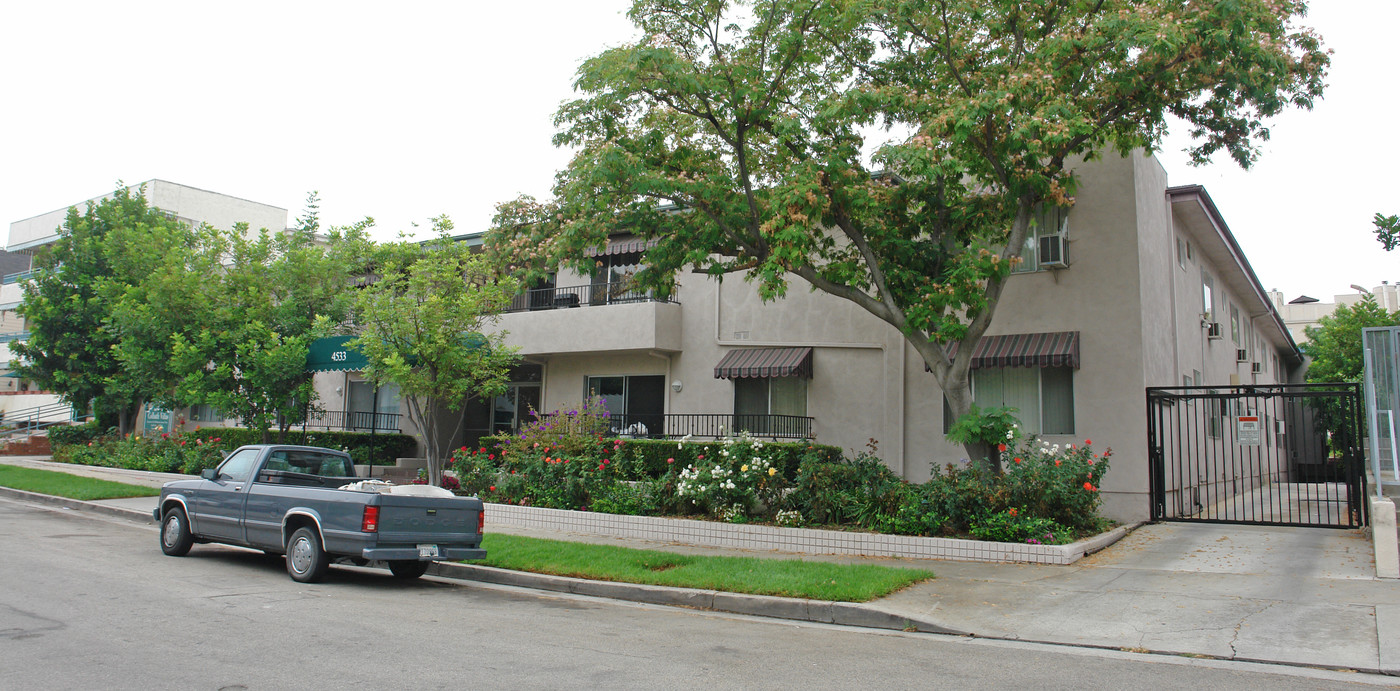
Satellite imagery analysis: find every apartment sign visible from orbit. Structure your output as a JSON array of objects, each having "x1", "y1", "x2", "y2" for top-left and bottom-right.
[{"x1": 1236, "y1": 415, "x2": 1261, "y2": 446}]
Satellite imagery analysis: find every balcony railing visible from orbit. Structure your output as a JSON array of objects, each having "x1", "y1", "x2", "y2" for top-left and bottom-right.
[
  {"x1": 502, "y1": 282, "x2": 678, "y2": 314},
  {"x1": 1, "y1": 270, "x2": 34, "y2": 285},
  {"x1": 0, "y1": 332, "x2": 30, "y2": 343},
  {"x1": 540, "y1": 412, "x2": 813, "y2": 440},
  {"x1": 299, "y1": 410, "x2": 402, "y2": 433}
]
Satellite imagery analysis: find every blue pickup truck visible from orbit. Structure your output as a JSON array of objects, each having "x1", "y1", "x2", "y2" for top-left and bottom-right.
[{"x1": 154, "y1": 444, "x2": 486, "y2": 583}]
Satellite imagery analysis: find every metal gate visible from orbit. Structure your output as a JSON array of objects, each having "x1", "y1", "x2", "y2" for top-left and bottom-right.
[{"x1": 1147, "y1": 383, "x2": 1367, "y2": 528}]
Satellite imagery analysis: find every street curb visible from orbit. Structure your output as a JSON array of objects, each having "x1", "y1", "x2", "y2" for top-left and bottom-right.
[
  {"x1": 427, "y1": 561, "x2": 963, "y2": 635},
  {"x1": 0, "y1": 486, "x2": 157, "y2": 525},
  {"x1": 0, "y1": 488, "x2": 959, "y2": 635}
]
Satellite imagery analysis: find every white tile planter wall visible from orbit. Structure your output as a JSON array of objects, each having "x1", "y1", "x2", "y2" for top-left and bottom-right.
[{"x1": 485, "y1": 502, "x2": 1129, "y2": 565}]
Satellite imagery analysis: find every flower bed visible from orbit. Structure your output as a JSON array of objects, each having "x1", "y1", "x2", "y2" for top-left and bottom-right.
[{"x1": 453, "y1": 399, "x2": 1114, "y2": 546}]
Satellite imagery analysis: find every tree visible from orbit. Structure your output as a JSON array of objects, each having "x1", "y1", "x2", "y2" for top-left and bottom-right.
[
  {"x1": 11, "y1": 185, "x2": 195, "y2": 433},
  {"x1": 353, "y1": 220, "x2": 521, "y2": 486},
  {"x1": 487, "y1": 0, "x2": 1328, "y2": 470},
  {"x1": 172, "y1": 194, "x2": 373, "y2": 441},
  {"x1": 1374, "y1": 213, "x2": 1400, "y2": 252},
  {"x1": 1303, "y1": 295, "x2": 1400, "y2": 385}
]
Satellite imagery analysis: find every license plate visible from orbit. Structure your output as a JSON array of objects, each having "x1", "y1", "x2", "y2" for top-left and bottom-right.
[{"x1": 417, "y1": 544, "x2": 439, "y2": 558}]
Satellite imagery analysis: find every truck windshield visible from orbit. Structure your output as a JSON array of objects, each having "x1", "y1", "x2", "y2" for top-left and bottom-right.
[{"x1": 263, "y1": 451, "x2": 354, "y2": 478}]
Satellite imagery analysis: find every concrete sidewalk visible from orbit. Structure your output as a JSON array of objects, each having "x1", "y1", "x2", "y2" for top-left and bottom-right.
[{"x1": 4, "y1": 456, "x2": 1398, "y2": 675}]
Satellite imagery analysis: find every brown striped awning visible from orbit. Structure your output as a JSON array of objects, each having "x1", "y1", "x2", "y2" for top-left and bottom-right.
[
  {"x1": 585, "y1": 237, "x2": 658, "y2": 257},
  {"x1": 943, "y1": 331, "x2": 1080, "y2": 369},
  {"x1": 714, "y1": 347, "x2": 814, "y2": 379}
]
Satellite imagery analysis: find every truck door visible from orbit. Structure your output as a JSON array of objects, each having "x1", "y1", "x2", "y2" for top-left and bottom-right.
[{"x1": 192, "y1": 448, "x2": 260, "y2": 543}]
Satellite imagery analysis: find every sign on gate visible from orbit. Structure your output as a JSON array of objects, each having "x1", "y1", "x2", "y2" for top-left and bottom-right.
[{"x1": 1236, "y1": 415, "x2": 1261, "y2": 446}]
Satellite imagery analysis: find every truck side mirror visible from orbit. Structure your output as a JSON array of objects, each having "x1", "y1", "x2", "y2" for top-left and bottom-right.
[{"x1": 201, "y1": 468, "x2": 218, "y2": 480}]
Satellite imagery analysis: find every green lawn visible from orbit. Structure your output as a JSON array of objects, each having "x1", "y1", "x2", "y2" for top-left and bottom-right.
[
  {"x1": 0, "y1": 465, "x2": 159, "y2": 500},
  {"x1": 468, "y1": 533, "x2": 933, "y2": 602}
]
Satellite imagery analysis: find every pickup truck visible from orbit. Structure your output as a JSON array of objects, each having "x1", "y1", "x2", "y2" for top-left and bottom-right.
[{"x1": 154, "y1": 444, "x2": 486, "y2": 583}]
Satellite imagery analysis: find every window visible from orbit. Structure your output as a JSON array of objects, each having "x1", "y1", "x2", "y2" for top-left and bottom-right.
[
  {"x1": 216, "y1": 449, "x2": 259, "y2": 483},
  {"x1": 1201, "y1": 272, "x2": 1215, "y2": 322},
  {"x1": 734, "y1": 377, "x2": 808, "y2": 435},
  {"x1": 1193, "y1": 369, "x2": 1202, "y2": 387},
  {"x1": 591, "y1": 252, "x2": 647, "y2": 304},
  {"x1": 1012, "y1": 205, "x2": 1068, "y2": 273},
  {"x1": 586, "y1": 374, "x2": 665, "y2": 435},
  {"x1": 1230, "y1": 303, "x2": 1241, "y2": 345},
  {"x1": 463, "y1": 365, "x2": 543, "y2": 437},
  {"x1": 941, "y1": 367, "x2": 1073, "y2": 435},
  {"x1": 189, "y1": 404, "x2": 222, "y2": 422},
  {"x1": 1177, "y1": 238, "x2": 1191, "y2": 269},
  {"x1": 347, "y1": 380, "x2": 401, "y2": 432}
]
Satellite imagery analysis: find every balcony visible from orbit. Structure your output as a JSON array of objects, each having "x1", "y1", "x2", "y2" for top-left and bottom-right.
[
  {"x1": 297, "y1": 410, "x2": 403, "y2": 433},
  {"x1": 543, "y1": 412, "x2": 814, "y2": 440},
  {"x1": 497, "y1": 282, "x2": 682, "y2": 356}
]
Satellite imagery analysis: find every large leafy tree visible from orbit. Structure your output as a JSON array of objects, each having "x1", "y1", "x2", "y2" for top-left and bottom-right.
[
  {"x1": 172, "y1": 194, "x2": 374, "y2": 441},
  {"x1": 353, "y1": 220, "x2": 521, "y2": 486},
  {"x1": 12, "y1": 185, "x2": 196, "y2": 433},
  {"x1": 488, "y1": 0, "x2": 1328, "y2": 469},
  {"x1": 1303, "y1": 295, "x2": 1400, "y2": 385},
  {"x1": 1375, "y1": 213, "x2": 1399, "y2": 251}
]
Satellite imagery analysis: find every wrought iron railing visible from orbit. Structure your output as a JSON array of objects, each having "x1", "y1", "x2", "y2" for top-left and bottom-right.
[
  {"x1": 502, "y1": 282, "x2": 679, "y2": 314},
  {"x1": 539, "y1": 412, "x2": 813, "y2": 440},
  {"x1": 300, "y1": 410, "x2": 402, "y2": 433}
]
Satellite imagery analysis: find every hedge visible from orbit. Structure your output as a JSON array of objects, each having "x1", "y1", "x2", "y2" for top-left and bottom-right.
[
  {"x1": 184, "y1": 428, "x2": 418, "y2": 466},
  {"x1": 47, "y1": 421, "x2": 106, "y2": 448},
  {"x1": 475, "y1": 434, "x2": 843, "y2": 481}
]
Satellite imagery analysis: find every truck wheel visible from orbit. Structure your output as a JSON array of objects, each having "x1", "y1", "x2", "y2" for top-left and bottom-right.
[
  {"x1": 160, "y1": 506, "x2": 194, "y2": 556},
  {"x1": 387, "y1": 560, "x2": 430, "y2": 579},
  {"x1": 286, "y1": 527, "x2": 329, "y2": 583}
]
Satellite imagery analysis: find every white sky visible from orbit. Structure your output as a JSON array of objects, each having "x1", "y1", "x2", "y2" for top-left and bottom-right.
[{"x1": 3, "y1": 1, "x2": 1395, "y2": 302}]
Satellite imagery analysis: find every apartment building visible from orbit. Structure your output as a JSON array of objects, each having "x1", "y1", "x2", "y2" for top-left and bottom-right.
[
  {"x1": 3, "y1": 181, "x2": 289, "y2": 425},
  {"x1": 354, "y1": 151, "x2": 1299, "y2": 522}
]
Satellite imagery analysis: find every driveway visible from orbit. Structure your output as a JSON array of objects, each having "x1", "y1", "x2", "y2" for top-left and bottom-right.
[{"x1": 873, "y1": 522, "x2": 1395, "y2": 671}]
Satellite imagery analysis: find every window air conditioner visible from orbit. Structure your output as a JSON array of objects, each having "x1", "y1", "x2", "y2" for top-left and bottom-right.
[
  {"x1": 1206, "y1": 322, "x2": 1223, "y2": 339},
  {"x1": 1251, "y1": 362, "x2": 1263, "y2": 374},
  {"x1": 1236, "y1": 348, "x2": 1248, "y2": 362},
  {"x1": 1038, "y1": 234, "x2": 1068, "y2": 268}
]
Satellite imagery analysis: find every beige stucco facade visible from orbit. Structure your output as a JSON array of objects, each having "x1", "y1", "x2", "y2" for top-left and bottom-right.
[{"x1": 466, "y1": 151, "x2": 1302, "y2": 523}]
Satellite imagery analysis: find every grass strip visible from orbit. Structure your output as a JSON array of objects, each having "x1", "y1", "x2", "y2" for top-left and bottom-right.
[
  {"x1": 0, "y1": 465, "x2": 159, "y2": 500},
  {"x1": 468, "y1": 533, "x2": 933, "y2": 602}
]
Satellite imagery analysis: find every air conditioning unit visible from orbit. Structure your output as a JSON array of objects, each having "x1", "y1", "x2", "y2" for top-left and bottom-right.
[
  {"x1": 1236, "y1": 348, "x2": 1248, "y2": 362},
  {"x1": 1206, "y1": 322, "x2": 1223, "y2": 340},
  {"x1": 1251, "y1": 362, "x2": 1263, "y2": 374},
  {"x1": 1038, "y1": 234, "x2": 1068, "y2": 268}
]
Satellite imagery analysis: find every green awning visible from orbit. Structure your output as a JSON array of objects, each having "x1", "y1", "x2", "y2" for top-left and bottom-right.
[{"x1": 306, "y1": 336, "x2": 369, "y2": 373}]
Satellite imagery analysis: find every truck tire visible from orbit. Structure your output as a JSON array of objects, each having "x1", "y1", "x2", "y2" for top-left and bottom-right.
[
  {"x1": 387, "y1": 560, "x2": 430, "y2": 579},
  {"x1": 160, "y1": 506, "x2": 194, "y2": 556},
  {"x1": 286, "y1": 527, "x2": 329, "y2": 583}
]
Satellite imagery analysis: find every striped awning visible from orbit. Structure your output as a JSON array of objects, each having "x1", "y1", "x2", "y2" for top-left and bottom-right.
[
  {"x1": 943, "y1": 331, "x2": 1080, "y2": 370},
  {"x1": 586, "y1": 237, "x2": 657, "y2": 257},
  {"x1": 714, "y1": 347, "x2": 814, "y2": 379}
]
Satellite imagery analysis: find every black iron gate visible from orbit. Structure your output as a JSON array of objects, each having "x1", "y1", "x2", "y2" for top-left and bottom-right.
[{"x1": 1147, "y1": 383, "x2": 1367, "y2": 528}]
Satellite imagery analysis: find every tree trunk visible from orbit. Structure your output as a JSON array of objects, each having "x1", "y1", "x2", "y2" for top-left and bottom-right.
[{"x1": 939, "y1": 374, "x2": 1003, "y2": 474}]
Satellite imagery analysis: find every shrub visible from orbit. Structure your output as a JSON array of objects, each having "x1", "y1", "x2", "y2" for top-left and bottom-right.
[
  {"x1": 674, "y1": 433, "x2": 787, "y2": 517},
  {"x1": 477, "y1": 434, "x2": 842, "y2": 481},
  {"x1": 48, "y1": 421, "x2": 107, "y2": 449},
  {"x1": 185, "y1": 427, "x2": 417, "y2": 467},
  {"x1": 786, "y1": 446, "x2": 903, "y2": 526},
  {"x1": 998, "y1": 439, "x2": 1112, "y2": 532},
  {"x1": 55, "y1": 430, "x2": 224, "y2": 475},
  {"x1": 969, "y1": 508, "x2": 1070, "y2": 544}
]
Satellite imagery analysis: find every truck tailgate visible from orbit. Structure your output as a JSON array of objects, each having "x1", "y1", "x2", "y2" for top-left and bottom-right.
[{"x1": 364, "y1": 494, "x2": 485, "y2": 561}]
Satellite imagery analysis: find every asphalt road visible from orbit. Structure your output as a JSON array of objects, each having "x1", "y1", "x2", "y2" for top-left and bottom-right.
[{"x1": 1, "y1": 496, "x2": 1391, "y2": 690}]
